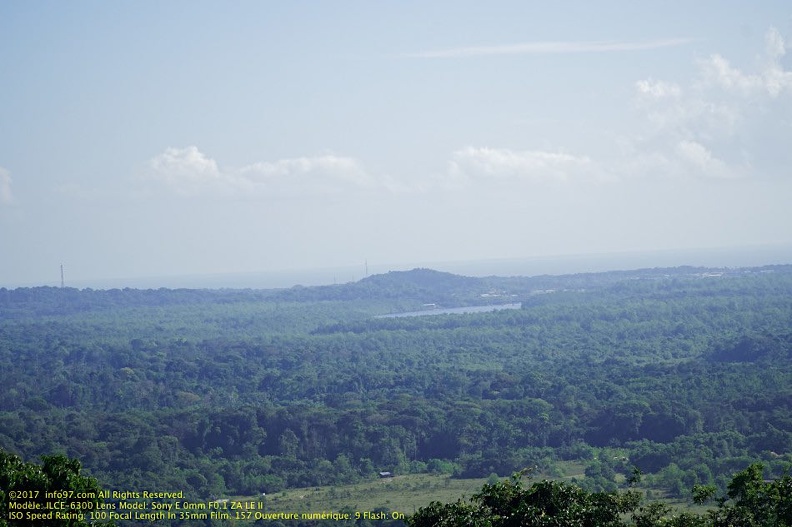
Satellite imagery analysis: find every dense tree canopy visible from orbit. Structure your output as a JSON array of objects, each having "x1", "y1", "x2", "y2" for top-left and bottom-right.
[{"x1": 1, "y1": 265, "x2": 791, "y2": 519}]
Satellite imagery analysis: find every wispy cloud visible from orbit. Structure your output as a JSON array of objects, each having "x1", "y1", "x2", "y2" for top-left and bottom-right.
[
  {"x1": 698, "y1": 28, "x2": 792, "y2": 97},
  {"x1": 0, "y1": 167, "x2": 12, "y2": 205},
  {"x1": 145, "y1": 146, "x2": 404, "y2": 198},
  {"x1": 444, "y1": 146, "x2": 604, "y2": 187},
  {"x1": 443, "y1": 28, "x2": 791, "y2": 186},
  {"x1": 635, "y1": 79, "x2": 682, "y2": 100},
  {"x1": 403, "y1": 37, "x2": 694, "y2": 59},
  {"x1": 630, "y1": 27, "x2": 792, "y2": 180},
  {"x1": 674, "y1": 140, "x2": 742, "y2": 179}
]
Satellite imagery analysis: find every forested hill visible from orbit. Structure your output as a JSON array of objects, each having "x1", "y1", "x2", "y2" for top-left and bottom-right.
[
  {"x1": 0, "y1": 268, "x2": 484, "y2": 318},
  {"x1": 1, "y1": 263, "x2": 792, "y2": 517},
  {"x1": 0, "y1": 286, "x2": 279, "y2": 319},
  {"x1": 1, "y1": 264, "x2": 775, "y2": 317},
  {"x1": 274, "y1": 268, "x2": 486, "y2": 304},
  {"x1": 268, "y1": 265, "x2": 775, "y2": 304}
]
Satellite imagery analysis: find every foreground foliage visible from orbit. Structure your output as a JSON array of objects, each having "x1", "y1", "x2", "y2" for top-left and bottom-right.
[
  {"x1": 0, "y1": 449, "x2": 114, "y2": 527},
  {"x1": 409, "y1": 463, "x2": 792, "y2": 527}
]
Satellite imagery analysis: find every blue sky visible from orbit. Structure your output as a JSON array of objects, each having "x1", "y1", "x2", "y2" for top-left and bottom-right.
[{"x1": 2, "y1": 1, "x2": 792, "y2": 287}]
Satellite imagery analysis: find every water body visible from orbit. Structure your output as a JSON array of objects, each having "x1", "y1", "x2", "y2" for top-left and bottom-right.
[{"x1": 377, "y1": 303, "x2": 522, "y2": 319}]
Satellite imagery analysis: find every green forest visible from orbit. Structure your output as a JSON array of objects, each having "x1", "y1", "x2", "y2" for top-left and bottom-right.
[{"x1": 1, "y1": 265, "x2": 791, "y2": 526}]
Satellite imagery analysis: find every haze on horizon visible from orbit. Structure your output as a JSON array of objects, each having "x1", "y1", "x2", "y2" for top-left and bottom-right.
[{"x1": 2, "y1": 2, "x2": 792, "y2": 288}]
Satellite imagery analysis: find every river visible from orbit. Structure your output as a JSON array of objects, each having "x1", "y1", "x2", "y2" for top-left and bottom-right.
[{"x1": 376, "y1": 302, "x2": 522, "y2": 319}]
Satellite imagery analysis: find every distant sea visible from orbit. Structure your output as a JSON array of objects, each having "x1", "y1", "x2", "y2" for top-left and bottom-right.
[{"x1": 54, "y1": 244, "x2": 792, "y2": 290}]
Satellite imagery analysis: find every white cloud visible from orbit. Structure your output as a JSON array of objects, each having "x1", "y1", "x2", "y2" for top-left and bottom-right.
[
  {"x1": 433, "y1": 29, "x2": 792, "y2": 187},
  {"x1": 146, "y1": 146, "x2": 399, "y2": 198},
  {"x1": 698, "y1": 27, "x2": 792, "y2": 97},
  {"x1": 765, "y1": 27, "x2": 786, "y2": 60},
  {"x1": 630, "y1": 27, "x2": 792, "y2": 180},
  {"x1": 0, "y1": 167, "x2": 12, "y2": 204},
  {"x1": 240, "y1": 156, "x2": 373, "y2": 190},
  {"x1": 441, "y1": 28, "x2": 788, "y2": 187},
  {"x1": 446, "y1": 147, "x2": 602, "y2": 186},
  {"x1": 674, "y1": 140, "x2": 741, "y2": 179},
  {"x1": 635, "y1": 79, "x2": 682, "y2": 100},
  {"x1": 404, "y1": 38, "x2": 694, "y2": 59},
  {"x1": 699, "y1": 53, "x2": 792, "y2": 97},
  {"x1": 148, "y1": 146, "x2": 223, "y2": 195}
]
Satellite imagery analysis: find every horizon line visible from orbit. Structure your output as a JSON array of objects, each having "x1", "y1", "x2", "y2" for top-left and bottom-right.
[{"x1": 4, "y1": 244, "x2": 792, "y2": 290}]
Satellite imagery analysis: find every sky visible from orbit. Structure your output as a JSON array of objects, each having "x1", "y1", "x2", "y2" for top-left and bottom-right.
[{"x1": 2, "y1": 1, "x2": 792, "y2": 288}]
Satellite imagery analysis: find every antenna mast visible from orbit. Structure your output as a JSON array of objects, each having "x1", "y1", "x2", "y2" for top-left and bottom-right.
[{"x1": 60, "y1": 264, "x2": 65, "y2": 288}]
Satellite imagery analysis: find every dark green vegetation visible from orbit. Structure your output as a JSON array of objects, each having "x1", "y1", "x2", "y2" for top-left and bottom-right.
[
  {"x1": 0, "y1": 449, "x2": 115, "y2": 527},
  {"x1": 1, "y1": 266, "x2": 792, "y2": 525},
  {"x1": 410, "y1": 464, "x2": 792, "y2": 526}
]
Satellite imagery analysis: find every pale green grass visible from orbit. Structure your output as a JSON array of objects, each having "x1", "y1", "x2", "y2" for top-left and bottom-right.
[
  {"x1": 230, "y1": 461, "x2": 714, "y2": 522},
  {"x1": 249, "y1": 474, "x2": 489, "y2": 517},
  {"x1": 233, "y1": 462, "x2": 590, "y2": 517}
]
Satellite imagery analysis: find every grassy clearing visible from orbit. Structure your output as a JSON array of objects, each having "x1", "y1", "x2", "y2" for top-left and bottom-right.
[
  {"x1": 236, "y1": 474, "x2": 488, "y2": 517},
  {"x1": 232, "y1": 462, "x2": 715, "y2": 520},
  {"x1": 556, "y1": 460, "x2": 587, "y2": 479},
  {"x1": 234, "y1": 462, "x2": 588, "y2": 517}
]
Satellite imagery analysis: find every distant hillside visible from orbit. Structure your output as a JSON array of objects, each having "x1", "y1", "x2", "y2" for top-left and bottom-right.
[
  {"x1": 273, "y1": 268, "x2": 490, "y2": 305},
  {"x1": 271, "y1": 264, "x2": 790, "y2": 306},
  {"x1": 3, "y1": 264, "x2": 790, "y2": 318},
  {"x1": 0, "y1": 286, "x2": 279, "y2": 319}
]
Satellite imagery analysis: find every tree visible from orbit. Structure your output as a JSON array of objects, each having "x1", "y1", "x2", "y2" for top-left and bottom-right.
[
  {"x1": 0, "y1": 449, "x2": 115, "y2": 527},
  {"x1": 409, "y1": 465, "x2": 792, "y2": 527},
  {"x1": 709, "y1": 463, "x2": 792, "y2": 526},
  {"x1": 409, "y1": 474, "x2": 641, "y2": 527}
]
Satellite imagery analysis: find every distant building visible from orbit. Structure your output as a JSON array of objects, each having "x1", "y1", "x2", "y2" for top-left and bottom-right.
[{"x1": 379, "y1": 471, "x2": 393, "y2": 478}]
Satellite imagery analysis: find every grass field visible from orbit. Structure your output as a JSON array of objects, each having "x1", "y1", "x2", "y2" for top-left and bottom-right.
[
  {"x1": 249, "y1": 473, "x2": 489, "y2": 518},
  {"x1": 229, "y1": 461, "x2": 715, "y2": 521},
  {"x1": 233, "y1": 462, "x2": 590, "y2": 517}
]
